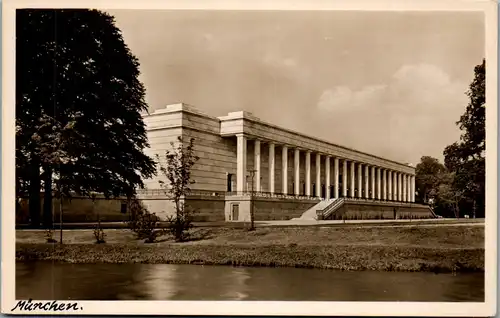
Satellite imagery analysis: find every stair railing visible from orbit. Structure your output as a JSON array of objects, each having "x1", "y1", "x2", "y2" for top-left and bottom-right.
[{"x1": 321, "y1": 198, "x2": 345, "y2": 220}]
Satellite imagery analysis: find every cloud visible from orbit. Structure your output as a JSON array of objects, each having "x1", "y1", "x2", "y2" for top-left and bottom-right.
[
  {"x1": 318, "y1": 85, "x2": 386, "y2": 112},
  {"x1": 262, "y1": 54, "x2": 309, "y2": 81},
  {"x1": 314, "y1": 63, "x2": 468, "y2": 163}
]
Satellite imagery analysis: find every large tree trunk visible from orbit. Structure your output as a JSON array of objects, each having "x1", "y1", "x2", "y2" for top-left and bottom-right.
[
  {"x1": 28, "y1": 157, "x2": 41, "y2": 228},
  {"x1": 42, "y1": 166, "x2": 53, "y2": 227}
]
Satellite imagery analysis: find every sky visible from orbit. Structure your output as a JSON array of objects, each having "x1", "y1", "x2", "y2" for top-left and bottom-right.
[{"x1": 108, "y1": 10, "x2": 484, "y2": 165}]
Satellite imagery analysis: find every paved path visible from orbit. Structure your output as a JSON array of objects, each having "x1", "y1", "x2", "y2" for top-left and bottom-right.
[
  {"x1": 256, "y1": 218, "x2": 484, "y2": 228},
  {"x1": 17, "y1": 218, "x2": 483, "y2": 230}
]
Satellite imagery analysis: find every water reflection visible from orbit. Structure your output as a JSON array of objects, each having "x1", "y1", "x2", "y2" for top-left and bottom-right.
[{"x1": 16, "y1": 262, "x2": 484, "y2": 302}]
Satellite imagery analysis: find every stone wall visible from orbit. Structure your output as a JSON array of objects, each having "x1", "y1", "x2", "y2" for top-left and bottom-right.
[
  {"x1": 138, "y1": 195, "x2": 226, "y2": 222},
  {"x1": 16, "y1": 194, "x2": 226, "y2": 224},
  {"x1": 185, "y1": 196, "x2": 226, "y2": 222},
  {"x1": 224, "y1": 195, "x2": 319, "y2": 222},
  {"x1": 253, "y1": 197, "x2": 319, "y2": 220},
  {"x1": 16, "y1": 197, "x2": 130, "y2": 223},
  {"x1": 327, "y1": 202, "x2": 435, "y2": 220}
]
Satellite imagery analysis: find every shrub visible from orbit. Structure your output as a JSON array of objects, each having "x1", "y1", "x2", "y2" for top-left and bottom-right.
[
  {"x1": 93, "y1": 227, "x2": 106, "y2": 244},
  {"x1": 127, "y1": 199, "x2": 163, "y2": 243},
  {"x1": 44, "y1": 229, "x2": 57, "y2": 243}
]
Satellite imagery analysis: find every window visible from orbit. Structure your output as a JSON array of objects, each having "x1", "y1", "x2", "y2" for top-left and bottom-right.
[{"x1": 227, "y1": 173, "x2": 233, "y2": 192}]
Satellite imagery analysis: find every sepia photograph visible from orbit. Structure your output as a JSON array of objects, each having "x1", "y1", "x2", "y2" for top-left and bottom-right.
[{"x1": 2, "y1": 0, "x2": 497, "y2": 316}]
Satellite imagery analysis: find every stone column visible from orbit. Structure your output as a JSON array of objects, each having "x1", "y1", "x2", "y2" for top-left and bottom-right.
[
  {"x1": 364, "y1": 165, "x2": 369, "y2": 199},
  {"x1": 305, "y1": 151, "x2": 311, "y2": 196},
  {"x1": 407, "y1": 175, "x2": 411, "y2": 202},
  {"x1": 268, "y1": 143, "x2": 275, "y2": 194},
  {"x1": 316, "y1": 153, "x2": 321, "y2": 197},
  {"x1": 282, "y1": 146, "x2": 288, "y2": 195},
  {"x1": 370, "y1": 166, "x2": 376, "y2": 199},
  {"x1": 411, "y1": 176, "x2": 417, "y2": 202},
  {"x1": 350, "y1": 161, "x2": 355, "y2": 198},
  {"x1": 236, "y1": 134, "x2": 247, "y2": 193},
  {"x1": 388, "y1": 170, "x2": 392, "y2": 200},
  {"x1": 254, "y1": 140, "x2": 261, "y2": 192},
  {"x1": 406, "y1": 175, "x2": 410, "y2": 202},
  {"x1": 393, "y1": 172, "x2": 397, "y2": 201},
  {"x1": 376, "y1": 167, "x2": 381, "y2": 200},
  {"x1": 325, "y1": 156, "x2": 331, "y2": 200},
  {"x1": 408, "y1": 175, "x2": 412, "y2": 202},
  {"x1": 412, "y1": 175, "x2": 416, "y2": 202},
  {"x1": 410, "y1": 175, "x2": 414, "y2": 202},
  {"x1": 357, "y1": 163, "x2": 363, "y2": 198},
  {"x1": 398, "y1": 173, "x2": 402, "y2": 201},
  {"x1": 294, "y1": 148, "x2": 300, "y2": 195},
  {"x1": 342, "y1": 160, "x2": 347, "y2": 197},
  {"x1": 403, "y1": 174, "x2": 407, "y2": 202},
  {"x1": 334, "y1": 157, "x2": 339, "y2": 199},
  {"x1": 382, "y1": 169, "x2": 387, "y2": 200}
]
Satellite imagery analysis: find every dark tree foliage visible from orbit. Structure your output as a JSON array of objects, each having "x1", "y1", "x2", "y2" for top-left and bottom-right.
[
  {"x1": 443, "y1": 59, "x2": 485, "y2": 218},
  {"x1": 16, "y1": 9, "x2": 156, "y2": 227},
  {"x1": 415, "y1": 156, "x2": 465, "y2": 218},
  {"x1": 415, "y1": 156, "x2": 447, "y2": 203}
]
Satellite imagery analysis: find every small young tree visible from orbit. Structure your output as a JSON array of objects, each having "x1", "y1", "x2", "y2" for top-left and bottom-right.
[{"x1": 156, "y1": 136, "x2": 199, "y2": 242}]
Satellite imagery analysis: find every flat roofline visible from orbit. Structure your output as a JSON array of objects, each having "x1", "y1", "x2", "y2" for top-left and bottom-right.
[
  {"x1": 143, "y1": 103, "x2": 414, "y2": 171},
  {"x1": 219, "y1": 114, "x2": 414, "y2": 170}
]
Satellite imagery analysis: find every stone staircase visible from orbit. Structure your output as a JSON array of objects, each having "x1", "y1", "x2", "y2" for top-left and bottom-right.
[
  {"x1": 321, "y1": 198, "x2": 346, "y2": 219},
  {"x1": 293, "y1": 198, "x2": 436, "y2": 221},
  {"x1": 294, "y1": 198, "x2": 344, "y2": 220}
]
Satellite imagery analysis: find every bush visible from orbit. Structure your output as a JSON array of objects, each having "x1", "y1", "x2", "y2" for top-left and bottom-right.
[
  {"x1": 93, "y1": 227, "x2": 106, "y2": 244},
  {"x1": 127, "y1": 199, "x2": 163, "y2": 243},
  {"x1": 44, "y1": 229, "x2": 57, "y2": 243}
]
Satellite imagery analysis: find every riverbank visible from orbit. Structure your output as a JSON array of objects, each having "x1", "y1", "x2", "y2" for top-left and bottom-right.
[
  {"x1": 15, "y1": 217, "x2": 484, "y2": 229},
  {"x1": 16, "y1": 225, "x2": 484, "y2": 273}
]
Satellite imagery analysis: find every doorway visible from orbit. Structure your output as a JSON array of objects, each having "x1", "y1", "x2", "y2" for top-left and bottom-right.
[{"x1": 231, "y1": 204, "x2": 239, "y2": 221}]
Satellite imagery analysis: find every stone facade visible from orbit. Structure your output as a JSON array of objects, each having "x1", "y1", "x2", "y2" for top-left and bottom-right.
[{"x1": 142, "y1": 103, "x2": 420, "y2": 222}]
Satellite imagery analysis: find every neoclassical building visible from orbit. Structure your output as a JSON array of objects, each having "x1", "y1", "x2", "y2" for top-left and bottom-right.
[{"x1": 140, "y1": 103, "x2": 433, "y2": 222}]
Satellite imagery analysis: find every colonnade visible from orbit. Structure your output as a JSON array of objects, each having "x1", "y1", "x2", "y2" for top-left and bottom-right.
[{"x1": 236, "y1": 134, "x2": 416, "y2": 203}]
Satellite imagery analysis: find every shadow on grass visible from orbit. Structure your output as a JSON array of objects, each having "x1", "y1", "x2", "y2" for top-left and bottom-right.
[
  {"x1": 151, "y1": 228, "x2": 215, "y2": 243},
  {"x1": 186, "y1": 229, "x2": 215, "y2": 242}
]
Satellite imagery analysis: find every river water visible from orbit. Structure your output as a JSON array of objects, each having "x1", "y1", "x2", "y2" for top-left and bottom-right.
[{"x1": 16, "y1": 262, "x2": 484, "y2": 301}]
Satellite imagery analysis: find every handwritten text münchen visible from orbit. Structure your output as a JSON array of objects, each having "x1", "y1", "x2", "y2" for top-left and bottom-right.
[{"x1": 11, "y1": 299, "x2": 82, "y2": 312}]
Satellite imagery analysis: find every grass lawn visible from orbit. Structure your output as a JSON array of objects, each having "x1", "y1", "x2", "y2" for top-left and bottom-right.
[{"x1": 16, "y1": 225, "x2": 484, "y2": 272}]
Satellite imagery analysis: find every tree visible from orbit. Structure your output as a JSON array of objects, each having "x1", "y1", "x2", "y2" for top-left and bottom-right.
[
  {"x1": 157, "y1": 137, "x2": 199, "y2": 242},
  {"x1": 33, "y1": 114, "x2": 81, "y2": 242},
  {"x1": 16, "y1": 9, "x2": 157, "y2": 227},
  {"x1": 435, "y1": 182, "x2": 461, "y2": 218},
  {"x1": 432, "y1": 172, "x2": 462, "y2": 218},
  {"x1": 415, "y1": 156, "x2": 447, "y2": 203},
  {"x1": 443, "y1": 59, "x2": 485, "y2": 218}
]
